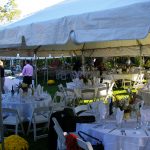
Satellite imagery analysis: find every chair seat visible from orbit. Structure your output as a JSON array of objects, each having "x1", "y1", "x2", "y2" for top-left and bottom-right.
[
  {"x1": 2, "y1": 108, "x2": 25, "y2": 135},
  {"x1": 33, "y1": 115, "x2": 49, "y2": 123},
  {"x1": 3, "y1": 116, "x2": 18, "y2": 125}
]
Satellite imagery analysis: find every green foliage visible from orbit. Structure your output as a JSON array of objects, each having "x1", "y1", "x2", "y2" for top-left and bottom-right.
[
  {"x1": 105, "y1": 59, "x2": 114, "y2": 69},
  {"x1": 0, "y1": 0, "x2": 21, "y2": 23},
  {"x1": 134, "y1": 56, "x2": 142, "y2": 67},
  {"x1": 144, "y1": 59, "x2": 150, "y2": 68}
]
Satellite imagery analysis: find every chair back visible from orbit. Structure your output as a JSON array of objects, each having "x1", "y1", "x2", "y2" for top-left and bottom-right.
[
  {"x1": 53, "y1": 91, "x2": 64, "y2": 103},
  {"x1": 74, "y1": 105, "x2": 89, "y2": 116},
  {"x1": 77, "y1": 138, "x2": 93, "y2": 150},
  {"x1": 96, "y1": 87, "x2": 108, "y2": 98},
  {"x1": 81, "y1": 89, "x2": 95, "y2": 100},
  {"x1": 52, "y1": 117, "x2": 93, "y2": 150},
  {"x1": 2, "y1": 107, "x2": 25, "y2": 134},
  {"x1": 58, "y1": 84, "x2": 66, "y2": 93},
  {"x1": 32, "y1": 106, "x2": 51, "y2": 119},
  {"x1": 65, "y1": 88, "x2": 76, "y2": 106},
  {"x1": 52, "y1": 117, "x2": 66, "y2": 149}
]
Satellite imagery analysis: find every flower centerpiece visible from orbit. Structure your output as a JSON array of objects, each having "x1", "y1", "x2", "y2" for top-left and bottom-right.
[
  {"x1": 113, "y1": 89, "x2": 136, "y2": 120},
  {"x1": 113, "y1": 89, "x2": 136, "y2": 111},
  {"x1": 17, "y1": 82, "x2": 28, "y2": 92},
  {"x1": 0, "y1": 135, "x2": 29, "y2": 150}
]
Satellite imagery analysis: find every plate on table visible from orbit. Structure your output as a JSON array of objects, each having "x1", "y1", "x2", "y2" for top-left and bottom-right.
[{"x1": 35, "y1": 97, "x2": 44, "y2": 101}]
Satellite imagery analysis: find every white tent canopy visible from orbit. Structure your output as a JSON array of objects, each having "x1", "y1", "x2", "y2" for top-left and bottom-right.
[{"x1": 0, "y1": 0, "x2": 150, "y2": 57}]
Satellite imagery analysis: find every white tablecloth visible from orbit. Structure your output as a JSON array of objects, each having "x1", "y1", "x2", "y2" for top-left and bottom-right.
[
  {"x1": 2, "y1": 93, "x2": 52, "y2": 121},
  {"x1": 4, "y1": 76, "x2": 22, "y2": 91},
  {"x1": 77, "y1": 120, "x2": 150, "y2": 150}
]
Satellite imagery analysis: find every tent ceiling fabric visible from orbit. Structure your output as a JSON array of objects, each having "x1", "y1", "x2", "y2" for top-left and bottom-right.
[{"x1": 0, "y1": 0, "x2": 150, "y2": 57}]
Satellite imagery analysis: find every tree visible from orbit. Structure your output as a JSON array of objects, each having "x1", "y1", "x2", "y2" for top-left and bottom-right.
[{"x1": 0, "y1": 0, "x2": 21, "y2": 23}]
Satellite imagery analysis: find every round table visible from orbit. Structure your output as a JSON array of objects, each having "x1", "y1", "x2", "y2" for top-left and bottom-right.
[
  {"x1": 77, "y1": 119, "x2": 150, "y2": 150},
  {"x1": 2, "y1": 93, "x2": 52, "y2": 121}
]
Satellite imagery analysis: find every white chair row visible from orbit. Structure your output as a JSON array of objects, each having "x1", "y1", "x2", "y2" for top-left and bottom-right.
[
  {"x1": 57, "y1": 82, "x2": 115, "y2": 106},
  {"x1": 2, "y1": 106, "x2": 52, "y2": 141}
]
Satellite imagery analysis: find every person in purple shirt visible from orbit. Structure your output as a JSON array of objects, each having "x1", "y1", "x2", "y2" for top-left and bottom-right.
[{"x1": 22, "y1": 60, "x2": 33, "y2": 86}]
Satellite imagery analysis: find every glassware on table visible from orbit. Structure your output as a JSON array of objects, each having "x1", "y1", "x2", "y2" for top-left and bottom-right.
[
  {"x1": 116, "y1": 108, "x2": 124, "y2": 129},
  {"x1": 99, "y1": 105, "x2": 107, "y2": 128},
  {"x1": 135, "y1": 110, "x2": 141, "y2": 129}
]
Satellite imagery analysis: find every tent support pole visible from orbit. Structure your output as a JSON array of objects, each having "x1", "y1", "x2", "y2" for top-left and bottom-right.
[
  {"x1": 81, "y1": 43, "x2": 85, "y2": 75},
  {"x1": 34, "y1": 52, "x2": 38, "y2": 87},
  {"x1": 81, "y1": 52, "x2": 85, "y2": 75},
  {"x1": 34, "y1": 46, "x2": 41, "y2": 87},
  {"x1": 46, "y1": 57, "x2": 48, "y2": 82},
  {"x1": 44, "y1": 57, "x2": 46, "y2": 83},
  {"x1": 136, "y1": 40, "x2": 143, "y2": 74},
  {"x1": 0, "y1": 69, "x2": 5, "y2": 150}
]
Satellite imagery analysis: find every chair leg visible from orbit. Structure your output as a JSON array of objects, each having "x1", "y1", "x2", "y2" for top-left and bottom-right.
[
  {"x1": 27, "y1": 121, "x2": 32, "y2": 136},
  {"x1": 20, "y1": 123, "x2": 25, "y2": 135},
  {"x1": 15, "y1": 124, "x2": 18, "y2": 135},
  {"x1": 33, "y1": 123, "x2": 37, "y2": 141}
]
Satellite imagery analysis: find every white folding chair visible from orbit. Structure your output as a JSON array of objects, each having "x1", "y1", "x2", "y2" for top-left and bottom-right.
[
  {"x1": 58, "y1": 84, "x2": 77, "y2": 106},
  {"x1": 2, "y1": 108, "x2": 25, "y2": 135},
  {"x1": 27, "y1": 106, "x2": 52, "y2": 141},
  {"x1": 122, "y1": 79, "x2": 132, "y2": 89},
  {"x1": 80, "y1": 89, "x2": 95, "y2": 104},
  {"x1": 64, "y1": 88, "x2": 77, "y2": 106},
  {"x1": 53, "y1": 91, "x2": 64, "y2": 103},
  {"x1": 77, "y1": 138, "x2": 93, "y2": 150},
  {"x1": 96, "y1": 87, "x2": 108, "y2": 101},
  {"x1": 74, "y1": 105, "x2": 89, "y2": 116},
  {"x1": 133, "y1": 74, "x2": 145, "y2": 89},
  {"x1": 52, "y1": 117, "x2": 93, "y2": 150},
  {"x1": 52, "y1": 91, "x2": 66, "y2": 111},
  {"x1": 58, "y1": 84, "x2": 67, "y2": 98},
  {"x1": 52, "y1": 117, "x2": 66, "y2": 150}
]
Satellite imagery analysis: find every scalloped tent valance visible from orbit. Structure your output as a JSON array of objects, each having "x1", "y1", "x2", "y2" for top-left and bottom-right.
[{"x1": 0, "y1": 0, "x2": 150, "y2": 57}]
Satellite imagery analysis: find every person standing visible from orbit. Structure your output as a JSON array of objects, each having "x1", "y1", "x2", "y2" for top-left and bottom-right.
[
  {"x1": 22, "y1": 60, "x2": 33, "y2": 86},
  {"x1": 0, "y1": 60, "x2": 5, "y2": 94}
]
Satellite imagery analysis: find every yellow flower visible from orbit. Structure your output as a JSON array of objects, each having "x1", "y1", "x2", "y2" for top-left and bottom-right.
[
  {"x1": 0, "y1": 135, "x2": 29, "y2": 150},
  {"x1": 22, "y1": 83, "x2": 28, "y2": 88},
  {"x1": 47, "y1": 79, "x2": 55, "y2": 85}
]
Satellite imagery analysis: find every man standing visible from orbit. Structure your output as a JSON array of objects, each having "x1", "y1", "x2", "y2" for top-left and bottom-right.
[{"x1": 22, "y1": 60, "x2": 33, "y2": 86}]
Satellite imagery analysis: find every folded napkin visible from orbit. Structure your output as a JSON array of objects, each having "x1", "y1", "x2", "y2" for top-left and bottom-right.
[
  {"x1": 36, "y1": 84, "x2": 41, "y2": 96},
  {"x1": 27, "y1": 88, "x2": 32, "y2": 97},
  {"x1": 41, "y1": 86, "x2": 44, "y2": 94},
  {"x1": 99, "y1": 101, "x2": 107, "y2": 119},
  {"x1": 116, "y1": 108, "x2": 124, "y2": 125},
  {"x1": 19, "y1": 88, "x2": 23, "y2": 97}
]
